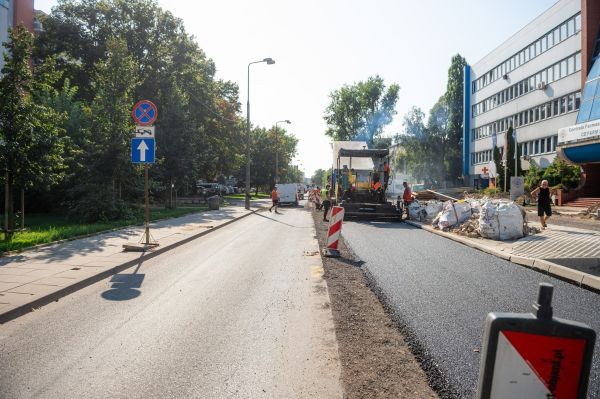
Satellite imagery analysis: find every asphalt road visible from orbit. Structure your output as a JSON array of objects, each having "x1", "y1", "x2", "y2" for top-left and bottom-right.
[
  {"x1": 0, "y1": 207, "x2": 342, "y2": 399},
  {"x1": 342, "y1": 221, "x2": 600, "y2": 398}
]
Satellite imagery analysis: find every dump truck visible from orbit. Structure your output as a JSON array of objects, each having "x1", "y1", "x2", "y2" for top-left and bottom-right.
[{"x1": 331, "y1": 141, "x2": 402, "y2": 221}]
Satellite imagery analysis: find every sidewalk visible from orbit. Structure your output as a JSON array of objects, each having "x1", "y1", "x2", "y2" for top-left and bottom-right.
[
  {"x1": 0, "y1": 204, "x2": 264, "y2": 323},
  {"x1": 404, "y1": 218, "x2": 600, "y2": 292}
]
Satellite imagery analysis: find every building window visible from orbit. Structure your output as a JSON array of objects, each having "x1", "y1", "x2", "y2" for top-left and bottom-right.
[
  {"x1": 567, "y1": 18, "x2": 575, "y2": 36},
  {"x1": 575, "y1": 92, "x2": 581, "y2": 110},
  {"x1": 560, "y1": 23, "x2": 567, "y2": 41},
  {"x1": 575, "y1": 14, "x2": 581, "y2": 32},
  {"x1": 568, "y1": 56, "x2": 575, "y2": 75},
  {"x1": 567, "y1": 94, "x2": 574, "y2": 112}
]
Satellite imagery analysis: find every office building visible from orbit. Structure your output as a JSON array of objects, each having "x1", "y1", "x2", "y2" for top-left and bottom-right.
[{"x1": 463, "y1": 0, "x2": 600, "y2": 200}]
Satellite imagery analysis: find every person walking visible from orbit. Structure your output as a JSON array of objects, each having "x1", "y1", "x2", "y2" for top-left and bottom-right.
[
  {"x1": 269, "y1": 185, "x2": 279, "y2": 213},
  {"x1": 321, "y1": 184, "x2": 332, "y2": 222},
  {"x1": 531, "y1": 179, "x2": 552, "y2": 229}
]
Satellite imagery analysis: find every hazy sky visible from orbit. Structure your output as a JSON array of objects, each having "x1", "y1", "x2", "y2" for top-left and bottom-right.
[{"x1": 35, "y1": 0, "x2": 557, "y2": 176}]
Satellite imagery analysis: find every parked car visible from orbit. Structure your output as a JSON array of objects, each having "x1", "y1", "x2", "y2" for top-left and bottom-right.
[{"x1": 276, "y1": 183, "x2": 299, "y2": 206}]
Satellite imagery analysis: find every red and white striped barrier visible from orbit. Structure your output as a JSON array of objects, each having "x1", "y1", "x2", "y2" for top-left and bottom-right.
[{"x1": 323, "y1": 206, "x2": 344, "y2": 257}]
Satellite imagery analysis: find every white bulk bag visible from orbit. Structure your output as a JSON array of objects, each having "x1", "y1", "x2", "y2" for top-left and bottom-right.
[
  {"x1": 478, "y1": 201, "x2": 500, "y2": 240},
  {"x1": 497, "y1": 202, "x2": 524, "y2": 240}
]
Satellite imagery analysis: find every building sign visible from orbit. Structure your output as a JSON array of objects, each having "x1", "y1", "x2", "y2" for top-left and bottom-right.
[{"x1": 558, "y1": 120, "x2": 600, "y2": 145}]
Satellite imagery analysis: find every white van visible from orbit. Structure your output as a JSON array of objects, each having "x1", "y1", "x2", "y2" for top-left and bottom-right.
[{"x1": 276, "y1": 183, "x2": 299, "y2": 206}]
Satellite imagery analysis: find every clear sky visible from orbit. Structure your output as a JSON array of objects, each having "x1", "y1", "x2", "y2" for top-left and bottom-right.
[{"x1": 34, "y1": 0, "x2": 557, "y2": 177}]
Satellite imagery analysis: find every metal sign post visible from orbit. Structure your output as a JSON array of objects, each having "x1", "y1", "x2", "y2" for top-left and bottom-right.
[
  {"x1": 123, "y1": 101, "x2": 159, "y2": 251},
  {"x1": 476, "y1": 283, "x2": 596, "y2": 399}
]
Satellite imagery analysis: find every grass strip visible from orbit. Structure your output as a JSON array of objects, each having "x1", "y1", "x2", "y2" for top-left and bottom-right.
[{"x1": 0, "y1": 205, "x2": 208, "y2": 253}]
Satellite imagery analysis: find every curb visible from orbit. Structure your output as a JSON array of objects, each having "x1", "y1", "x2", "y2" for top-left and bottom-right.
[
  {"x1": 404, "y1": 220, "x2": 600, "y2": 292},
  {"x1": 0, "y1": 210, "x2": 257, "y2": 324}
]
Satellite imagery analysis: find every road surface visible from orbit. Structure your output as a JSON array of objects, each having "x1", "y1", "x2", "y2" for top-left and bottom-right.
[
  {"x1": 0, "y1": 208, "x2": 342, "y2": 399},
  {"x1": 342, "y1": 221, "x2": 600, "y2": 398}
]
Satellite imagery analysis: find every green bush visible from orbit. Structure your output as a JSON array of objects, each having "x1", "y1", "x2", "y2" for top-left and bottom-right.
[
  {"x1": 524, "y1": 161, "x2": 544, "y2": 192},
  {"x1": 542, "y1": 159, "x2": 581, "y2": 189},
  {"x1": 68, "y1": 187, "x2": 141, "y2": 223},
  {"x1": 525, "y1": 159, "x2": 581, "y2": 192}
]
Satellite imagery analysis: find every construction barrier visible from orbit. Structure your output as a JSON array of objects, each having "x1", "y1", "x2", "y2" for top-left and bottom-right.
[{"x1": 323, "y1": 206, "x2": 344, "y2": 257}]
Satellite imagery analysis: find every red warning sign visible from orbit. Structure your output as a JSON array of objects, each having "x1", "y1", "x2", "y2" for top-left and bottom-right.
[{"x1": 491, "y1": 330, "x2": 586, "y2": 398}]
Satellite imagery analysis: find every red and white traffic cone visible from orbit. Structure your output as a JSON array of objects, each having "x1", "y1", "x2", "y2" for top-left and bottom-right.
[{"x1": 323, "y1": 206, "x2": 344, "y2": 258}]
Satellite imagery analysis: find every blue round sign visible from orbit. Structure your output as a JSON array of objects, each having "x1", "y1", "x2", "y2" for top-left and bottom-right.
[{"x1": 132, "y1": 100, "x2": 158, "y2": 126}]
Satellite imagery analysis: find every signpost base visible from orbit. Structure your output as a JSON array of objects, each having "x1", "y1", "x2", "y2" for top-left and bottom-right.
[
  {"x1": 322, "y1": 247, "x2": 340, "y2": 258},
  {"x1": 122, "y1": 242, "x2": 159, "y2": 252}
]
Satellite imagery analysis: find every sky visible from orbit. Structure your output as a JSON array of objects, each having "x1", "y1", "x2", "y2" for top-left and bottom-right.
[{"x1": 35, "y1": 0, "x2": 558, "y2": 177}]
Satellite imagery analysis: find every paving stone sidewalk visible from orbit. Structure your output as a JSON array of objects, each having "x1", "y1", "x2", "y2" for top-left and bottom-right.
[
  {"x1": 405, "y1": 218, "x2": 600, "y2": 291},
  {"x1": 0, "y1": 204, "x2": 261, "y2": 323}
]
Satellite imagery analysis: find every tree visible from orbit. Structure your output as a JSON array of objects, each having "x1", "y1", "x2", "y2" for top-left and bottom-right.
[
  {"x1": 311, "y1": 169, "x2": 326, "y2": 187},
  {"x1": 396, "y1": 104, "x2": 448, "y2": 185},
  {"x1": 444, "y1": 54, "x2": 467, "y2": 182},
  {"x1": 493, "y1": 127, "x2": 522, "y2": 191},
  {"x1": 0, "y1": 26, "x2": 67, "y2": 238},
  {"x1": 36, "y1": 0, "x2": 246, "y2": 202},
  {"x1": 68, "y1": 37, "x2": 140, "y2": 222},
  {"x1": 324, "y1": 75, "x2": 399, "y2": 147}
]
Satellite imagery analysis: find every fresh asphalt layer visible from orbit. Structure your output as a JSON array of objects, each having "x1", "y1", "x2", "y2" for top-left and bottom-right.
[{"x1": 341, "y1": 221, "x2": 600, "y2": 398}]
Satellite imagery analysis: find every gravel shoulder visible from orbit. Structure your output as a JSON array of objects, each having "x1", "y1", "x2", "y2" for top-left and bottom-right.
[{"x1": 310, "y1": 206, "x2": 438, "y2": 398}]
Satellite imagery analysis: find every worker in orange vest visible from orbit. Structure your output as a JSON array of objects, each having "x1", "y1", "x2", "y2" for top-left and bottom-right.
[
  {"x1": 269, "y1": 185, "x2": 280, "y2": 213},
  {"x1": 383, "y1": 161, "x2": 390, "y2": 190},
  {"x1": 402, "y1": 182, "x2": 413, "y2": 219},
  {"x1": 371, "y1": 177, "x2": 383, "y2": 203}
]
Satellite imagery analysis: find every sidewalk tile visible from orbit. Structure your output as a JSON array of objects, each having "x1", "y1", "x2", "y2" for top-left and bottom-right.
[
  {"x1": 28, "y1": 277, "x2": 77, "y2": 287},
  {"x1": 0, "y1": 282, "x2": 25, "y2": 291},
  {"x1": 0, "y1": 275, "x2": 39, "y2": 284},
  {"x1": 0, "y1": 267, "x2": 33, "y2": 276}
]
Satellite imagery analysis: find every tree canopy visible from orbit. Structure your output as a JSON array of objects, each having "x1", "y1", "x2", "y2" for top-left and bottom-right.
[
  {"x1": 0, "y1": 0, "x2": 298, "y2": 229},
  {"x1": 323, "y1": 75, "x2": 399, "y2": 148}
]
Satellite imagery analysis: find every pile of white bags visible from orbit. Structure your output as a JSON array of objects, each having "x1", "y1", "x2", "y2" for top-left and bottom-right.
[
  {"x1": 424, "y1": 201, "x2": 444, "y2": 220},
  {"x1": 478, "y1": 201, "x2": 524, "y2": 240},
  {"x1": 437, "y1": 201, "x2": 473, "y2": 229},
  {"x1": 408, "y1": 200, "x2": 427, "y2": 221}
]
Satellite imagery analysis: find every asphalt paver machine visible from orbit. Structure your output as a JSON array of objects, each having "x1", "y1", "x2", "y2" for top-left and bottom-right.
[{"x1": 332, "y1": 144, "x2": 402, "y2": 221}]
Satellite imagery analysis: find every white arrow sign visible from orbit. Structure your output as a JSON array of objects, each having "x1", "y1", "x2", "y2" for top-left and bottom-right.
[{"x1": 137, "y1": 139, "x2": 149, "y2": 162}]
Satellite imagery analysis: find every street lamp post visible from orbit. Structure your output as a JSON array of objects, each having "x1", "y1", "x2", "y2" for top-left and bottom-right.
[
  {"x1": 245, "y1": 57, "x2": 275, "y2": 210},
  {"x1": 274, "y1": 120, "x2": 291, "y2": 184}
]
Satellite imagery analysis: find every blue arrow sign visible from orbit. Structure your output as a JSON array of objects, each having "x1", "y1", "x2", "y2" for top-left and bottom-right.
[{"x1": 131, "y1": 138, "x2": 155, "y2": 163}]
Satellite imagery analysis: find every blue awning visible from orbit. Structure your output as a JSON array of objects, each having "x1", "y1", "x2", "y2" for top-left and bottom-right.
[{"x1": 562, "y1": 143, "x2": 600, "y2": 164}]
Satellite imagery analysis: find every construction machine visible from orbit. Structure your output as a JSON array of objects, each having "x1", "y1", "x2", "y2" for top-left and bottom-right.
[{"x1": 331, "y1": 141, "x2": 402, "y2": 221}]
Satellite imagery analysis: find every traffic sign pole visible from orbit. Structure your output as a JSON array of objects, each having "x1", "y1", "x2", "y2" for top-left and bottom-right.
[
  {"x1": 123, "y1": 100, "x2": 159, "y2": 252},
  {"x1": 144, "y1": 165, "x2": 150, "y2": 245}
]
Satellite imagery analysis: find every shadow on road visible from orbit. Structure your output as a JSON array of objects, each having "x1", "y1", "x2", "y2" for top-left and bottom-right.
[{"x1": 101, "y1": 261, "x2": 145, "y2": 301}]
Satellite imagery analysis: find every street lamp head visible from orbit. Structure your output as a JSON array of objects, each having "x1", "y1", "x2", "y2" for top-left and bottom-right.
[
  {"x1": 263, "y1": 57, "x2": 275, "y2": 65},
  {"x1": 285, "y1": 120, "x2": 291, "y2": 124}
]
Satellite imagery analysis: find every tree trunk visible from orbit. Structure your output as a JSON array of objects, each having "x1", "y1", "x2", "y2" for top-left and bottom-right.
[
  {"x1": 20, "y1": 188, "x2": 24, "y2": 230},
  {"x1": 4, "y1": 173, "x2": 14, "y2": 241}
]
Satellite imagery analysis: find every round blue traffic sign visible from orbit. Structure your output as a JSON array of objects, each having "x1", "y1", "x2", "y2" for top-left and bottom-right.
[{"x1": 132, "y1": 100, "x2": 158, "y2": 126}]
